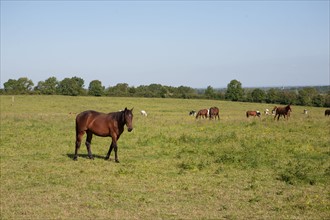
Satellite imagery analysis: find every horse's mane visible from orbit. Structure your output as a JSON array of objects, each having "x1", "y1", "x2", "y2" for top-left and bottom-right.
[{"x1": 109, "y1": 111, "x2": 125, "y2": 123}]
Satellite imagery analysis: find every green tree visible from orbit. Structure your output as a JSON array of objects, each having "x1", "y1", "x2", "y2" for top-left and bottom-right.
[
  {"x1": 35, "y1": 77, "x2": 59, "y2": 95},
  {"x1": 107, "y1": 83, "x2": 129, "y2": 96},
  {"x1": 176, "y1": 86, "x2": 197, "y2": 99},
  {"x1": 205, "y1": 86, "x2": 216, "y2": 99},
  {"x1": 88, "y1": 80, "x2": 104, "y2": 96},
  {"x1": 4, "y1": 77, "x2": 34, "y2": 94},
  {"x1": 297, "y1": 88, "x2": 318, "y2": 106},
  {"x1": 251, "y1": 88, "x2": 266, "y2": 103},
  {"x1": 312, "y1": 94, "x2": 325, "y2": 107},
  {"x1": 225, "y1": 79, "x2": 244, "y2": 101},
  {"x1": 58, "y1": 77, "x2": 85, "y2": 96}
]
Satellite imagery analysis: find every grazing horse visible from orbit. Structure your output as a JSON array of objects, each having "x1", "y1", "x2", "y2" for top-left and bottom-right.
[
  {"x1": 264, "y1": 109, "x2": 270, "y2": 115},
  {"x1": 196, "y1": 109, "x2": 208, "y2": 119},
  {"x1": 274, "y1": 104, "x2": 292, "y2": 121},
  {"x1": 140, "y1": 110, "x2": 147, "y2": 116},
  {"x1": 209, "y1": 107, "x2": 220, "y2": 120},
  {"x1": 74, "y1": 108, "x2": 133, "y2": 162},
  {"x1": 189, "y1": 110, "x2": 196, "y2": 116},
  {"x1": 246, "y1": 111, "x2": 261, "y2": 118},
  {"x1": 272, "y1": 106, "x2": 277, "y2": 115},
  {"x1": 325, "y1": 109, "x2": 330, "y2": 116}
]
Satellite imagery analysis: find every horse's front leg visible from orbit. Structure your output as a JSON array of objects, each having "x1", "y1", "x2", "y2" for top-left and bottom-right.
[
  {"x1": 105, "y1": 142, "x2": 113, "y2": 160},
  {"x1": 114, "y1": 141, "x2": 120, "y2": 163}
]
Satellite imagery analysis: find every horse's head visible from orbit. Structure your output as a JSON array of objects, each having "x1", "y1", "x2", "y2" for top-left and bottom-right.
[
  {"x1": 123, "y1": 107, "x2": 134, "y2": 132},
  {"x1": 286, "y1": 104, "x2": 292, "y2": 112}
]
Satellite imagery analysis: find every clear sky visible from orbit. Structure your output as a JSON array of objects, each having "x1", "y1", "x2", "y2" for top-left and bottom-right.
[{"x1": 1, "y1": 0, "x2": 329, "y2": 88}]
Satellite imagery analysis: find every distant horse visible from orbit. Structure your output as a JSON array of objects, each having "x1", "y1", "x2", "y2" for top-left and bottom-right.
[
  {"x1": 189, "y1": 110, "x2": 196, "y2": 116},
  {"x1": 141, "y1": 110, "x2": 147, "y2": 116},
  {"x1": 272, "y1": 106, "x2": 277, "y2": 115},
  {"x1": 74, "y1": 108, "x2": 133, "y2": 162},
  {"x1": 264, "y1": 109, "x2": 270, "y2": 115},
  {"x1": 325, "y1": 109, "x2": 330, "y2": 116},
  {"x1": 274, "y1": 104, "x2": 292, "y2": 121},
  {"x1": 246, "y1": 111, "x2": 261, "y2": 118},
  {"x1": 196, "y1": 109, "x2": 208, "y2": 119},
  {"x1": 209, "y1": 107, "x2": 220, "y2": 120}
]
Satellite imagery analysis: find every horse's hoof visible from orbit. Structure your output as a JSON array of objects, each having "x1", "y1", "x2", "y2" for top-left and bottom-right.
[
  {"x1": 73, "y1": 156, "x2": 78, "y2": 161},
  {"x1": 105, "y1": 157, "x2": 110, "y2": 160},
  {"x1": 115, "y1": 159, "x2": 120, "y2": 163}
]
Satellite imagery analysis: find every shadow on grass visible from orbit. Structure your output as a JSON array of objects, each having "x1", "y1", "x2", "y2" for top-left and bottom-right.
[{"x1": 66, "y1": 153, "x2": 107, "y2": 160}]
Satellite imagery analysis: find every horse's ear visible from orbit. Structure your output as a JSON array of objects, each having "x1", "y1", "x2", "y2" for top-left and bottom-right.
[
  {"x1": 131, "y1": 107, "x2": 134, "y2": 112},
  {"x1": 124, "y1": 107, "x2": 128, "y2": 111}
]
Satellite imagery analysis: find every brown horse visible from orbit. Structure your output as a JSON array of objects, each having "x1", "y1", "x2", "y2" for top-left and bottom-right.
[
  {"x1": 196, "y1": 109, "x2": 209, "y2": 118},
  {"x1": 196, "y1": 109, "x2": 209, "y2": 119},
  {"x1": 246, "y1": 111, "x2": 261, "y2": 118},
  {"x1": 274, "y1": 104, "x2": 292, "y2": 121},
  {"x1": 74, "y1": 108, "x2": 133, "y2": 162},
  {"x1": 325, "y1": 109, "x2": 330, "y2": 116},
  {"x1": 209, "y1": 107, "x2": 220, "y2": 120}
]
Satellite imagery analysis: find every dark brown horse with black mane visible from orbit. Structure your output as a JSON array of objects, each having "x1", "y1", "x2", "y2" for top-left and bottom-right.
[
  {"x1": 273, "y1": 104, "x2": 292, "y2": 121},
  {"x1": 246, "y1": 111, "x2": 261, "y2": 118},
  {"x1": 74, "y1": 108, "x2": 133, "y2": 162},
  {"x1": 196, "y1": 109, "x2": 209, "y2": 119},
  {"x1": 209, "y1": 107, "x2": 220, "y2": 120},
  {"x1": 325, "y1": 109, "x2": 330, "y2": 116}
]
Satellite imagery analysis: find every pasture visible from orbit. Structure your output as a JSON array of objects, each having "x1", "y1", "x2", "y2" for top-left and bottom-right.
[{"x1": 1, "y1": 95, "x2": 329, "y2": 219}]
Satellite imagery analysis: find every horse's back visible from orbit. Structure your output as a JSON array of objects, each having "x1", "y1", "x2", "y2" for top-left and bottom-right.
[{"x1": 76, "y1": 110, "x2": 106, "y2": 128}]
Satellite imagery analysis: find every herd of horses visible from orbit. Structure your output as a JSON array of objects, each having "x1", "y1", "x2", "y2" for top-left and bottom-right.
[
  {"x1": 193, "y1": 104, "x2": 293, "y2": 121},
  {"x1": 73, "y1": 105, "x2": 330, "y2": 161}
]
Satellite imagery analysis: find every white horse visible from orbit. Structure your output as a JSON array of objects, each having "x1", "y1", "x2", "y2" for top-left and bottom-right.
[
  {"x1": 141, "y1": 110, "x2": 147, "y2": 116},
  {"x1": 264, "y1": 109, "x2": 270, "y2": 115}
]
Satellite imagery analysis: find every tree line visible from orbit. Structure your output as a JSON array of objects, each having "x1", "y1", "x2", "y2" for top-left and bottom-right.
[{"x1": 1, "y1": 76, "x2": 329, "y2": 107}]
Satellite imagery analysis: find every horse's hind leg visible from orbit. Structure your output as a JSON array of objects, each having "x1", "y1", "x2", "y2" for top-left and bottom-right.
[
  {"x1": 74, "y1": 131, "x2": 84, "y2": 160},
  {"x1": 85, "y1": 130, "x2": 94, "y2": 160}
]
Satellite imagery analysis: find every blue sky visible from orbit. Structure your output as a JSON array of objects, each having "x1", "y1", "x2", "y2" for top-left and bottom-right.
[{"x1": 1, "y1": 1, "x2": 329, "y2": 88}]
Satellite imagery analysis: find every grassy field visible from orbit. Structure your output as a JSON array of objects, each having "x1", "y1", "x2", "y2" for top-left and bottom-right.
[{"x1": 1, "y1": 95, "x2": 329, "y2": 219}]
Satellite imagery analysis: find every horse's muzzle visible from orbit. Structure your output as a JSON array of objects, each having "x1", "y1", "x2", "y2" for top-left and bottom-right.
[{"x1": 128, "y1": 128, "x2": 133, "y2": 132}]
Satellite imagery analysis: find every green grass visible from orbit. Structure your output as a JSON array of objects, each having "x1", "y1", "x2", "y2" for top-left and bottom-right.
[{"x1": 1, "y1": 95, "x2": 329, "y2": 219}]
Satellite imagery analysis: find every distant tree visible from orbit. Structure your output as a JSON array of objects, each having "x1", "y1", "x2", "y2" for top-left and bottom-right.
[
  {"x1": 176, "y1": 86, "x2": 197, "y2": 99},
  {"x1": 278, "y1": 90, "x2": 297, "y2": 105},
  {"x1": 266, "y1": 88, "x2": 280, "y2": 103},
  {"x1": 297, "y1": 87, "x2": 318, "y2": 106},
  {"x1": 312, "y1": 94, "x2": 325, "y2": 107},
  {"x1": 148, "y1": 84, "x2": 168, "y2": 98},
  {"x1": 205, "y1": 86, "x2": 216, "y2": 99},
  {"x1": 225, "y1": 79, "x2": 244, "y2": 101},
  {"x1": 251, "y1": 88, "x2": 266, "y2": 103},
  {"x1": 35, "y1": 77, "x2": 59, "y2": 95},
  {"x1": 88, "y1": 80, "x2": 104, "y2": 96},
  {"x1": 324, "y1": 94, "x2": 330, "y2": 107},
  {"x1": 4, "y1": 77, "x2": 34, "y2": 94},
  {"x1": 106, "y1": 83, "x2": 129, "y2": 96},
  {"x1": 58, "y1": 77, "x2": 85, "y2": 96}
]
